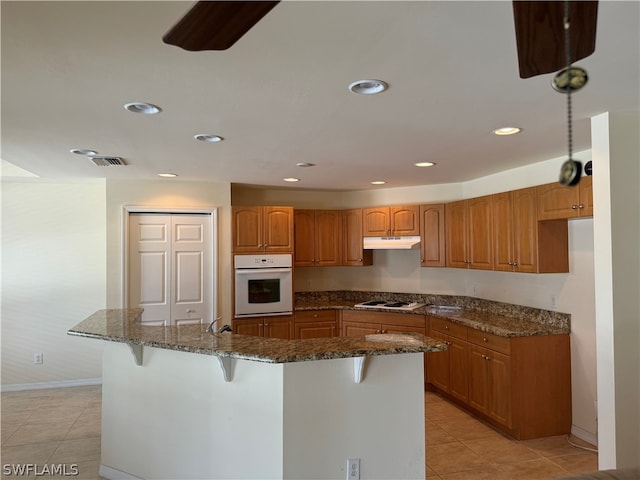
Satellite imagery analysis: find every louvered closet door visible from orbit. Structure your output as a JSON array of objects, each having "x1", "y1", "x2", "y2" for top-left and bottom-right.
[{"x1": 129, "y1": 214, "x2": 212, "y2": 326}]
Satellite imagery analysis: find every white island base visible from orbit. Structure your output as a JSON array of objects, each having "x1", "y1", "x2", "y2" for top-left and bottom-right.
[{"x1": 99, "y1": 341, "x2": 426, "y2": 480}]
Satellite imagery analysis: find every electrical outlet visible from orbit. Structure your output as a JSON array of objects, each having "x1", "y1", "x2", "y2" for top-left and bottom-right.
[
  {"x1": 550, "y1": 294, "x2": 557, "y2": 308},
  {"x1": 33, "y1": 352, "x2": 43, "y2": 365},
  {"x1": 346, "y1": 458, "x2": 360, "y2": 480}
]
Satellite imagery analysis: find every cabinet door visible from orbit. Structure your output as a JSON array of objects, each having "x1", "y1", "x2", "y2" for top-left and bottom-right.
[
  {"x1": 445, "y1": 200, "x2": 468, "y2": 268},
  {"x1": 295, "y1": 322, "x2": 336, "y2": 339},
  {"x1": 579, "y1": 176, "x2": 593, "y2": 217},
  {"x1": 295, "y1": 310, "x2": 337, "y2": 339},
  {"x1": 342, "y1": 209, "x2": 373, "y2": 266},
  {"x1": 232, "y1": 318, "x2": 263, "y2": 336},
  {"x1": 363, "y1": 208, "x2": 390, "y2": 236},
  {"x1": 511, "y1": 187, "x2": 538, "y2": 273},
  {"x1": 263, "y1": 316, "x2": 293, "y2": 340},
  {"x1": 448, "y1": 337, "x2": 469, "y2": 403},
  {"x1": 294, "y1": 210, "x2": 316, "y2": 266},
  {"x1": 420, "y1": 204, "x2": 445, "y2": 267},
  {"x1": 487, "y1": 350, "x2": 512, "y2": 428},
  {"x1": 342, "y1": 320, "x2": 379, "y2": 337},
  {"x1": 426, "y1": 330, "x2": 450, "y2": 392},
  {"x1": 468, "y1": 195, "x2": 493, "y2": 270},
  {"x1": 536, "y1": 183, "x2": 581, "y2": 220},
  {"x1": 315, "y1": 210, "x2": 342, "y2": 266},
  {"x1": 492, "y1": 192, "x2": 514, "y2": 272},
  {"x1": 468, "y1": 344, "x2": 490, "y2": 414},
  {"x1": 390, "y1": 205, "x2": 420, "y2": 236},
  {"x1": 263, "y1": 207, "x2": 294, "y2": 253},
  {"x1": 232, "y1": 207, "x2": 263, "y2": 253}
]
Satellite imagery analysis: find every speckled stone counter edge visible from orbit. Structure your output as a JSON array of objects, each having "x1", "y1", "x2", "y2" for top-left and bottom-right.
[{"x1": 68, "y1": 308, "x2": 447, "y2": 363}]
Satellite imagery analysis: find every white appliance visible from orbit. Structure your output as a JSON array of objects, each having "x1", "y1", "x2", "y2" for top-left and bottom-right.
[
  {"x1": 234, "y1": 254, "x2": 293, "y2": 317},
  {"x1": 354, "y1": 300, "x2": 426, "y2": 311},
  {"x1": 363, "y1": 236, "x2": 421, "y2": 249}
]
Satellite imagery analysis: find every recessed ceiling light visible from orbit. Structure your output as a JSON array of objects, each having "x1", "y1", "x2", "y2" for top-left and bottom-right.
[
  {"x1": 70, "y1": 148, "x2": 98, "y2": 156},
  {"x1": 124, "y1": 102, "x2": 162, "y2": 115},
  {"x1": 415, "y1": 162, "x2": 436, "y2": 167},
  {"x1": 493, "y1": 127, "x2": 522, "y2": 136},
  {"x1": 371, "y1": 180, "x2": 386, "y2": 185},
  {"x1": 284, "y1": 178, "x2": 300, "y2": 183},
  {"x1": 194, "y1": 134, "x2": 224, "y2": 143},
  {"x1": 296, "y1": 162, "x2": 316, "y2": 168},
  {"x1": 348, "y1": 79, "x2": 388, "y2": 95},
  {"x1": 157, "y1": 173, "x2": 178, "y2": 178}
]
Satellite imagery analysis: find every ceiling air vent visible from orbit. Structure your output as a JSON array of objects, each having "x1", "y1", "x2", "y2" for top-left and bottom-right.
[{"x1": 90, "y1": 156, "x2": 126, "y2": 166}]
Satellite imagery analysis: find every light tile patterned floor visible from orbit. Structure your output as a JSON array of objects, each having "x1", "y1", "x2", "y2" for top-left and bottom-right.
[
  {"x1": 425, "y1": 391, "x2": 599, "y2": 480},
  {"x1": 1, "y1": 386, "x2": 598, "y2": 479}
]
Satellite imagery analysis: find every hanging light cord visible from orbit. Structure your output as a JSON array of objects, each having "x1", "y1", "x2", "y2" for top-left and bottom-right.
[{"x1": 564, "y1": 0, "x2": 573, "y2": 162}]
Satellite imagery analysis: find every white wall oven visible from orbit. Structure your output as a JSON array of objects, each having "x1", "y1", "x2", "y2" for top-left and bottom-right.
[{"x1": 234, "y1": 254, "x2": 293, "y2": 317}]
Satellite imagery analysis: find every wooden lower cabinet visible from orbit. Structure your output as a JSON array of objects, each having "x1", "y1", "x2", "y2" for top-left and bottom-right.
[
  {"x1": 427, "y1": 320, "x2": 469, "y2": 403},
  {"x1": 294, "y1": 310, "x2": 337, "y2": 339},
  {"x1": 341, "y1": 310, "x2": 426, "y2": 336},
  {"x1": 232, "y1": 315, "x2": 293, "y2": 340},
  {"x1": 427, "y1": 315, "x2": 571, "y2": 440},
  {"x1": 468, "y1": 344, "x2": 512, "y2": 428}
]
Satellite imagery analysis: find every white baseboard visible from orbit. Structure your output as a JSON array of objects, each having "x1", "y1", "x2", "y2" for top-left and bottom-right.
[
  {"x1": 571, "y1": 424, "x2": 598, "y2": 447},
  {"x1": 0, "y1": 378, "x2": 102, "y2": 392},
  {"x1": 99, "y1": 464, "x2": 143, "y2": 480}
]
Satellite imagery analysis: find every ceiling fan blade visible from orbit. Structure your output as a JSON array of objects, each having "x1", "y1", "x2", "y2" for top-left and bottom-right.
[
  {"x1": 163, "y1": 1, "x2": 279, "y2": 51},
  {"x1": 513, "y1": 1, "x2": 598, "y2": 78}
]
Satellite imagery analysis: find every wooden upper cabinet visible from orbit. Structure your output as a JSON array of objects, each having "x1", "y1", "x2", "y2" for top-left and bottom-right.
[
  {"x1": 293, "y1": 210, "x2": 315, "y2": 266},
  {"x1": 492, "y1": 188, "x2": 537, "y2": 273},
  {"x1": 420, "y1": 204, "x2": 445, "y2": 267},
  {"x1": 445, "y1": 200, "x2": 468, "y2": 268},
  {"x1": 294, "y1": 210, "x2": 341, "y2": 267},
  {"x1": 232, "y1": 206, "x2": 293, "y2": 253},
  {"x1": 390, "y1": 206, "x2": 420, "y2": 235},
  {"x1": 467, "y1": 196, "x2": 493, "y2": 270},
  {"x1": 342, "y1": 209, "x2": 373, "y2": 266},
  {"x1": 536, "y1": 178, "x2": 593, "y2": 220},
  {"x1": 363, "y1": 205, "x2": 419, "y2": 236},
  {"x1": 446, "y1": 197, "x2": 493, "y2": 270}
]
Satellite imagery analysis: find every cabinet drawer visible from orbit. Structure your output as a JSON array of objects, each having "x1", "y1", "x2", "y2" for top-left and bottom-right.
[
  {"x1": 295, "y1": 310, "x2": 336, "y2": 323},
  {"x1": 468, "y1": 329, "x2": 511, "y2": 355},
  {"x1": 342, "y1": 310, "x2": 425, "y2": 329},
  {"x1": 429, "y1": 317, "x2": 467, "y2": 340}
]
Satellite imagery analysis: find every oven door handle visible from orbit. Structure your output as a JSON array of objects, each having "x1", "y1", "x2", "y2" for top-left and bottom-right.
[{"x1": 235, "y1": 268, "x2": 292, "y2": 275}]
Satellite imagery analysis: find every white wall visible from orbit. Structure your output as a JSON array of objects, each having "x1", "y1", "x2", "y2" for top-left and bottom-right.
[
  {"x1": 592, "y1": 112, "x2": 640, "y2": 469},
  {"x1": 1, "y1": 180, "x2": 107, "y2": 388},
  {"x1": 101, "y1": 342, "x2": 425, "y2": 480},
  {"x1": 233, "y1": 151, "x2": 598, "y2": 443},
  {"x1": 105, "y1": 179, "x2": 232, "y2": 321}
]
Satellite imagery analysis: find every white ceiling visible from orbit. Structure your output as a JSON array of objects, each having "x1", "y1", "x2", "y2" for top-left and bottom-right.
[{"x1": 2, "y1": 1, "x2": 639, "y2": 191}]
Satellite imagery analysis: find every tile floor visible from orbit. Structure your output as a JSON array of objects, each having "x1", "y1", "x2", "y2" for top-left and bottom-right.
[
  {"x1": 1, "y1": 385, "x2": 598, "y2": 480},
  {"x1": 425, "y1": 391, "x2": 599, "y2": 479}
]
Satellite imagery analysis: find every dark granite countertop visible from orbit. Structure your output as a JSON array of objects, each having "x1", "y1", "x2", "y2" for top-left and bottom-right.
[
  {"x1": 68, "y1": 309, "x2": 447, "y2": 363},
  {"x1": 294, "y1": 291, "x2": 571, "y2": 337}
]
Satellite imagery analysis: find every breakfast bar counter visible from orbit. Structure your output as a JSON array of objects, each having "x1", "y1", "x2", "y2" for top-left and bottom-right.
[{"x1": 68, "y1": 309, "x2": 446, "y2": 480}]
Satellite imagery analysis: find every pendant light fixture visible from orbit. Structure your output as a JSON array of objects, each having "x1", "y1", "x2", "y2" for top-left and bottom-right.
[{"x1": 556, "y1": 0, "x2": 589, "y2": 187}]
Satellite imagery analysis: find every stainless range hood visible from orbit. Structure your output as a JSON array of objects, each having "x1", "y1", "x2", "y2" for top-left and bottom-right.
[{"x1": 363, "y1": 236, "x2": 421, "y2": 250}]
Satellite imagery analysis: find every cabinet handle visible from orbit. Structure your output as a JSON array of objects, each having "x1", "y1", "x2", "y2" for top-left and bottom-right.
[
  {"x1": 445, "y1": 325, "x2": 449, "y2": 330},
  {"x1": 508, "y1": 261, "x2": 513, "y2": 266},
  {"x1": 513, "y1": 262, "x2": 518, "y2": 267},
  {"x1": 313, "y1": 313, "x2": 318, "y2": 318},
  {"x1": 486, "y1": 356, "x2": 491, "y2": 361},
  {"x1": 186, "y1": 309, "x2": 195, "y2": 313},
  {"x1": 578, "y1": 204, "x2": 584, "y2": 209},
  {"x1": 483, "y1": 337, "x2": 488, "y2": 342},
  {"x1": 572, "y1": 205, "x2": 577, "y2": 210}
]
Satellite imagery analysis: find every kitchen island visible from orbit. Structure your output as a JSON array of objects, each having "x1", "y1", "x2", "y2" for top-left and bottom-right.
[{"x1": 68, "y1": 309, "x2": 446, "y2": 480}]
